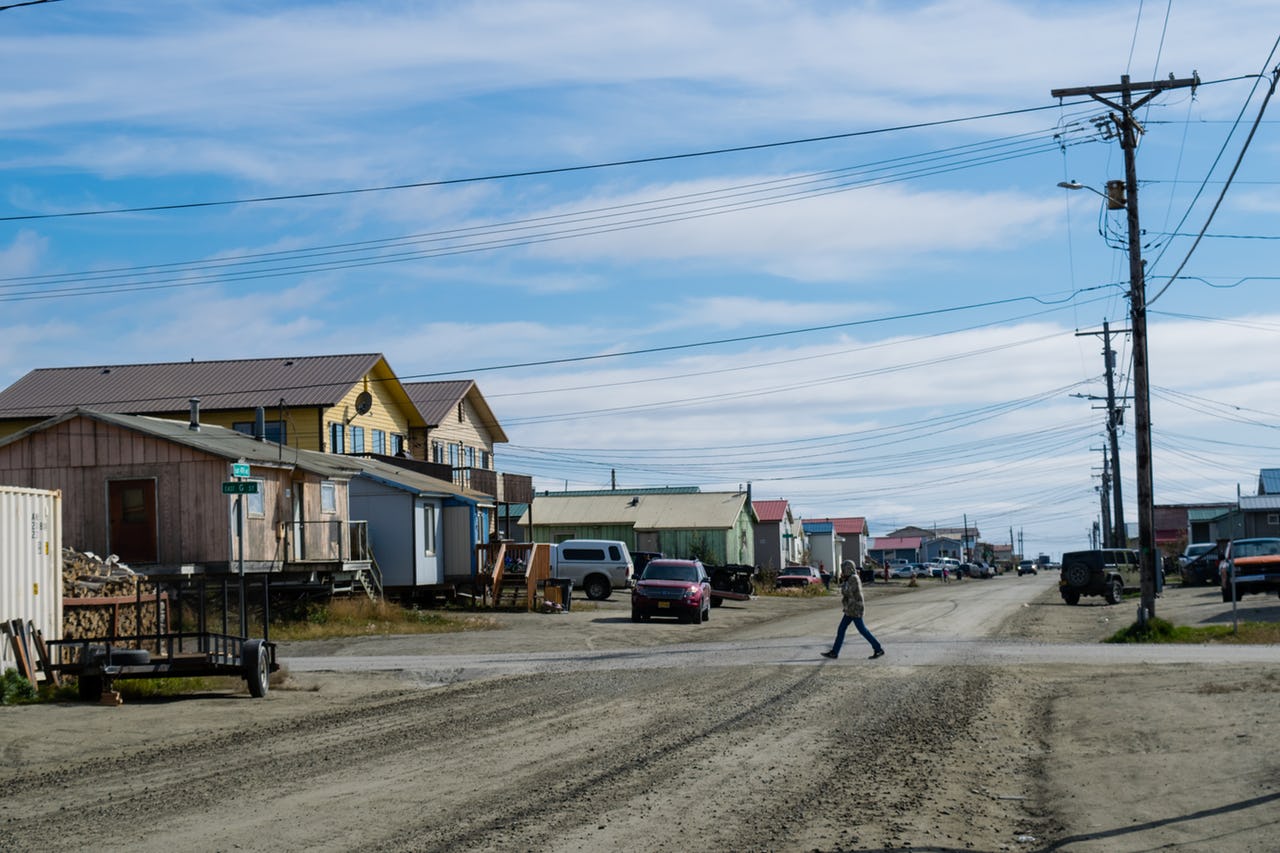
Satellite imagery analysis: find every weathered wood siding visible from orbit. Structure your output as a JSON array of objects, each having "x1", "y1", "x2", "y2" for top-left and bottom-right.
[
  {"x1": 0, "y1": 417, "x2": 229, "y2": 563},
  {"x1": 0, "y1": 415, "x2": 347, "y2": 568},
  {"x1": 729, "y1": 509, "x2": 755, "y2": 565}
]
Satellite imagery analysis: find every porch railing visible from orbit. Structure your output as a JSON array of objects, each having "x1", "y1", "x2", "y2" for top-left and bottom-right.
[{"x1": 287, "y1": 519, "x2": 369, "y2": 563}]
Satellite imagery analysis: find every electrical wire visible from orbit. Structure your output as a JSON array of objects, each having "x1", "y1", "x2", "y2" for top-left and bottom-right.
[
  {"x1": 1146, "y1": 42, "x2": 1280, "y2": 305},
  {"x1": 0, "y1": 102, "x2": 1092, "y2": 224},
  {"x1": 0, "y1": 125, "x2": 1096, "y2": 303}
]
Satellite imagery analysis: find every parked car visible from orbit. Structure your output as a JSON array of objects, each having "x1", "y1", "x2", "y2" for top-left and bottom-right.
[
  {"x1": 1218, "y1": 538, "x2": 1280, "y2": 602},
  {"x1": 1059, "y1": 548, "x2": 1140, "y2": 605},
  {"x1": 890, "y1": 565, "x2": 917, "y2": 579},
  {"x1": 935, "y1": 557, "x2": 961, "y2": 578},
  {"x1": 631, "y1": 559, "x2": 711, "y2": 623},
  {"x1": 550, "y1": 539, "x2": 634, "y2": 601},
  {"x1": 1017, "y1": 560, "x2": 1038, "y2": 576},
  {"x1": 1179, "y1": 542, "x2": 1219, "y2": 587},
  {"x1": 969, "y1": 561, "x2": 994, "y2": 579},
  {"x1": 776, "y1": 565, "x2": 824, "y2": 588}
]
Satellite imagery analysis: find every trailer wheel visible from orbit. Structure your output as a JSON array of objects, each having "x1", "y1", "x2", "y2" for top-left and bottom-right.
[{"x1": 243, "y1": 639, "x2": 270, "y2": 698}]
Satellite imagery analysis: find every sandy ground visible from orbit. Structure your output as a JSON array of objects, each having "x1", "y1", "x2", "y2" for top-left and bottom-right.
[{"x1": 1, "y1": 576, "x2": 1277, "y2": 852}]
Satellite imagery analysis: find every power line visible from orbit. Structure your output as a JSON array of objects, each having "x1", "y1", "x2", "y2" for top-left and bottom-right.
[
  {"x1": 0, "y1": 102, "x2": 1082, "y2": 224},
  {"x1": 0, "y1": 285, "x2": 1121, "y2": 416},
  {"x1": 0, "y1": 125, "x2": 1095, "y2": 303},
  {"x1": 0, "y1": 0, "x2": 62, "y2": 10}
]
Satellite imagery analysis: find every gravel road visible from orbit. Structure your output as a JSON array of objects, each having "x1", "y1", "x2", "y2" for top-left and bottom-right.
[{"x1": 2, "y1": 574, "x2": 1277, "y2": 852}]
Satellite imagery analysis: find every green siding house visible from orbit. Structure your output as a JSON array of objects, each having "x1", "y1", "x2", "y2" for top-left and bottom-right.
[{"x1": 521, "y1": 488, "x2": 757, "y2": 565}]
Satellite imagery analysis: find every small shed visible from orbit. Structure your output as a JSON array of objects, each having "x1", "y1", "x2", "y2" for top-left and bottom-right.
[{"x1": 347, "y1": 456, "x2": 489, "y2": 590}]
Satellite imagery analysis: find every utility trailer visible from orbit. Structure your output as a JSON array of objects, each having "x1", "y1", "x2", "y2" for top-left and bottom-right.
[
  {"x1": 704, "y1": 563, "x2": 756, "y2": 607},
  {"x1": 49, "y1": 576, "x2": 278, "y2": 703}
]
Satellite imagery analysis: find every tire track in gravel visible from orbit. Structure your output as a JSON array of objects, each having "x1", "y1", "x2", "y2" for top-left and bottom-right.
[
  {"x1": 0, "y1": 675, "x2": 653, "y2": 851},
  {"x1": 357, "y1": 665, "x2": 831, "y2": 853},
  {"x1": 347, "y1": 663, "x2": 1043, "y2": 853}
]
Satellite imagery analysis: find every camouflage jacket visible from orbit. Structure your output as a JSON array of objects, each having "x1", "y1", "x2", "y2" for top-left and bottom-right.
[{"x1": 841, "y1": 573, "x2": 866, "y2": 619}]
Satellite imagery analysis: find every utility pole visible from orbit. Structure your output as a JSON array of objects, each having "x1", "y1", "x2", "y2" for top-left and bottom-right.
[
  {"x1": 1076, "y1": 320, "x2": 1129, "y2": 547},
  {"x1": 1053, "y1": 72, "x2": 1199, "y2": 624},
  {"x1": 1094, "y1": 445, "x2": 1112, "y2": 546}
]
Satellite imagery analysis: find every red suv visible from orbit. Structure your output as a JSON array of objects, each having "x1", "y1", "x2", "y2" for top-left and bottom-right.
[{"x1": 631, "y1": 559, "x2": 712, "y2": 624}]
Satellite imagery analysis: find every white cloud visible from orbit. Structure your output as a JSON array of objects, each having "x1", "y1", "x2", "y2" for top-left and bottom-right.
[
  {"x1": 521, "y1": 180, "x2": 1062, "y2": 280},
  {"x1": 0, "y1": 230, "x2": 47, "y2": 277}
]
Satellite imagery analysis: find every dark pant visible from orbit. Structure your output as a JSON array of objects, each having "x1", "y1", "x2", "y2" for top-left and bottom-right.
[{"x1": 831, "y1": 614, "x2": 881, "y2": 655}]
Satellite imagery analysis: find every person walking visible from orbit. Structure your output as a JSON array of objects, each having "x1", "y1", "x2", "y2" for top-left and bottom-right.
[{"x1": 821, "y1": 560, "x2": 885, "y2": 660}]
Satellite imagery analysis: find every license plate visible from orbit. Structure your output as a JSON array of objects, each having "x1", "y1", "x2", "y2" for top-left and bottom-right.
[{"x1": 657, "y1": 601, "x2": 670, "y2": 608}]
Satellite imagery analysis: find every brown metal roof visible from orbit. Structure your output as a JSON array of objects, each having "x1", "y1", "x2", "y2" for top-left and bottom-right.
[
  {"x1": 0, "y1": 353, "x2": 392, "y2": 418},
  {"x1": 402, "y1": 380, "x2": 508, "y2": 443},
  {"x1": 0, "y1": 408, "x2": 365, "y2": 479}
]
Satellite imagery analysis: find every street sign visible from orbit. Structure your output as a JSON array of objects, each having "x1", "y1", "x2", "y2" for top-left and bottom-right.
[
  {"x1": 231, "y1": 463, "x2": 251, "y2": 478},
  {"x1": 222, "y1": 481, "x2": 259, "y2": 495}
]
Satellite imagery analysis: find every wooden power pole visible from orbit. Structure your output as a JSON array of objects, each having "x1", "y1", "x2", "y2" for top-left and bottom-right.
[{"x1": 1052, "y1": 73, "x2": 1200, "y2": 623}]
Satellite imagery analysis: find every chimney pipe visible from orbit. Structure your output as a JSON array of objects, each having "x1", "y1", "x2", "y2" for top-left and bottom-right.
[
  {"x1": 254, "y1": 406, "x2": 266, "y2": 441},
  {"x1": 188, "y1": 398, "x2": 201, "y2": 431}
]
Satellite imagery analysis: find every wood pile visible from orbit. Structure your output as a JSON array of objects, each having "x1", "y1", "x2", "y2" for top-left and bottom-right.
[{"x1": 61, "y1": 548, "x2": 167, "y2": 641}]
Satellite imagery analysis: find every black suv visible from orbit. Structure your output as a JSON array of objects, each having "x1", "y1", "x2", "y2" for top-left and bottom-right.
[{"x1": 1059, "y1": 548, "x2": 1140, "y2": 605}]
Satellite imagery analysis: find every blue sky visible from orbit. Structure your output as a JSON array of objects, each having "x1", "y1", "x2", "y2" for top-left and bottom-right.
[{"x1": 2, "y1": 1, "x2": 1278, "y2": 557}]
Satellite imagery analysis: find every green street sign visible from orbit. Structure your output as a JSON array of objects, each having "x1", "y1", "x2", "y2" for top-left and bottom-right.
[
  {"x1": 222, "y1": 481, "x2": 259, "y2": 495},
  {"x1": 231, "y1": 463, "x2": 251, "y2": 478}
]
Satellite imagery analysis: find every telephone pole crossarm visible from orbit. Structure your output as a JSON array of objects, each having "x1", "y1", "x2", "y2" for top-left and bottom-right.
[{"x1": 1051, "y1": 74, "x2": 1200, "y2": 104}]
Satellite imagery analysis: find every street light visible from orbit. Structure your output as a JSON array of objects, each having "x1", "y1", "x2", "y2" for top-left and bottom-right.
[{"x1": 1059, "y1": 180, "x2": 1127, "y2": 209}]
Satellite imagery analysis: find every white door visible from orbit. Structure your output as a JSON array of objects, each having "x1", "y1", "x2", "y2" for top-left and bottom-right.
[{"x1": 414, "y1": 498, "x2": 442, "y2": 585}]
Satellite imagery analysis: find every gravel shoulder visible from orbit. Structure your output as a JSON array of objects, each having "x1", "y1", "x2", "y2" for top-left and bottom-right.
[{"x1": 1, "y1": 578, "x2": 1277, "y2": 852}]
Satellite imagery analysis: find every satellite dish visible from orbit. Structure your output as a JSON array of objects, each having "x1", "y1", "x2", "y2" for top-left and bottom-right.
[{"x1": 354, "y1": 391, "x2": 373, "y2": 416}]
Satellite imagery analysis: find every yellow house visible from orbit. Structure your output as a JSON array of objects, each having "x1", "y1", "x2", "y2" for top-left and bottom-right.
[{"x1": 0, "y1": 353, "x2": 427, "y2": 455}]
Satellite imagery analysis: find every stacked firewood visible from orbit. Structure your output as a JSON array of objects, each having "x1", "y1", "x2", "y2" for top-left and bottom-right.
[{"x1": 61, "y1": 549, "x2": 166, "y2": 640}]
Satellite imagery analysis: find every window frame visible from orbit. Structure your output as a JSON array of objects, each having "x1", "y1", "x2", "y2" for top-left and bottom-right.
[{"x1": 246, "y1": 479, "x2": 266, "y2": 517}]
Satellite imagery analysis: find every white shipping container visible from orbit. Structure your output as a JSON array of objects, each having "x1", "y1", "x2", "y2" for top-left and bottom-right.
[{"x1": 1, "y1": 486, "x2": 63, "y2": 671}]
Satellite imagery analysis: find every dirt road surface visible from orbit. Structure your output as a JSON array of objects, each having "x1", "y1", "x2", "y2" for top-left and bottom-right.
[{"x1": 2, "y1": 574, "x2": 1277, "y2": 852}]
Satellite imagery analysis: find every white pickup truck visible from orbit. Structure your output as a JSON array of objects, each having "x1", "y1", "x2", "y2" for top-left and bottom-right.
[{"x1": 551, "y1": 539, "x2": 634, "y2": 600}]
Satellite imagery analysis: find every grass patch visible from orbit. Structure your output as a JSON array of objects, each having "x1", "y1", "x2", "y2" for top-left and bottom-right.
[
  {"x1": 1105, "y1": 617, "x2": 1280, "y2": 644},
  {"x1": 111, "y1": 676, "x2": 234, "y2": 699},
  {"x1": 758, "y1": 584, "x2": 832, "y2": 599},
  {"x1": 270, "y1": 597, "x2": 500, "y2": 641}
]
